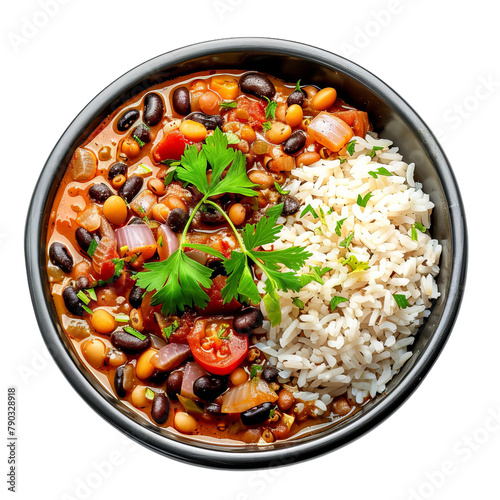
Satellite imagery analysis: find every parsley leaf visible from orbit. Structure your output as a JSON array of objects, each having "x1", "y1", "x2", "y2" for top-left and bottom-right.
[
  {"x1": 87, "y1": 238, "x2": 98, "y2": 258},
  {"x1": 339, "y1": 231, "x2": 354, "y2": 248},
  {"x1": 368, "y1": 166, "x2": 392, "y2": 179},
  {"x1": 274, "y1": 181, "x2": 290, "y2": 195},
  {"x1": 346, "y1": 139, "x2": 356, "y2": 156},
  {"x1": 330, "y1": 296, "x2": 348, "y2": 310},
  {"x1": 250, "y1": 364, "x2": 263, "y2": 378},
  {"x1": 264, "y1": 97, "x2": 278, "y2": 120},
  {"x1": 393, "y1": 294, "x2": 409, "y2": 309},
  {"x1": 262, "y1": 121, "x2": 272, "y2": 131},
  {"x1": 224, "y1": 132, "x2": 240, "y2": 145},
  {"x1": 369, "y1": 146, "x2": 384, "y2": 158},
  {"x1": 219, "y1": 100, "x2": 238, "y2": 110},
  {"x1": 357, "y1": 192, "x2": 372, "y2": 208},
  {"x1": 411, "y1": 222, "x2": 427, "y2": 240},
  {"x1": 335, "y1": 218, "x2": 347, "y2": 237},
  {"x1": 300, "y1": 266, "x2": 332, "y2": 287},
  {"x1": 294, "y1": 79, "x2": 302, "y2": 92},
  {"x1": 300, "y1": 204, "x2": 319, "y2": 218},
  {"x1": 292, "y1": 297, "x2": 304, "y2": 309},
  {"x1": 163, "y1": 320, "x2": 180, "y2": 341},
  {"x1": 341, "y1": 255, "x2": 370, "y2": 272},
  {"x1": 217, "y1": 324, "x2": 231, "y2": 339}
]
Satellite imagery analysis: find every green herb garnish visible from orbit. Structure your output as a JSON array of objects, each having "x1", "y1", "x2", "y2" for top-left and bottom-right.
[
  {"x1": 157, "y1": 235, "x2": 163, "y2": 247},
  {"x1": 339, "y1": 231, "x2": 354, "y2": 248},
  {"x1": 368, "y1": 166, "x2": 392, "y2": 179},
  {"x1": 274, "y1": 181, "x2": 290, "y2": 195},
  {"x1": 136, "y1": 164, "x2": 152, "y2": 175},
  {"x1": 300, "y1": 204, "x2": 319, "y2": 218},
  {"x1": 219, "y1": 100, "x2": 238, "y2": 111},
  {"x1": 163, "y1": 319, "x2": 180, "y2": 341},
  {"x1": 82, "y1": 304, "x2": 93, "y2": 315},
  {"x1": 299, "y1": 266, "x2": 332, "y2": 287},
  {"x1": 369, "y1": 146, "x2": 384, "y2": 158},
  {"x1": 341, "y1": 255, "x2": 370, "y2": 272},
  {"x1": 87, "y1": 238, "x2": 98, "y2": 258},
  {"x1": 292, "y1": 297, "x2": 304, "y2": 309},
  {"x1": 217, "y1": 324, "x2": 231, "y2": 340},
  {"x1": 346, "y1": 139, "x2": 356, "y2": 156},
  {"x1": 77, "y1": 290, "x2": 91, "y2": 305},
  {"x1": 335, "y1": 218, "x2": 347, "y2": 237},
  {"x1": 250, "y1": 364, "x2": 263, "y2": 378},
  {"x1": 356, "y1": 192, "x2": 372, "y2": 208},
  {"x1": 330, "y1": 296, "x2": 348, "y2": 310},
  {"x1": 411, "y1": 222, "x2": 427, "y2": 241},
  {"x1": 224, "y1": 132, "x2": 240, "y2": 145},
  {"x1": 124, "y1": 326, "x2": 147, "y2": 340},
  {"x1": 145, "y1": 388, "x2": 155, "y2": 401},
  {"x1": 294, "y1": 79, "x2": 302, "y2": 92},
  {"x1": 86, "y1": 288, "x2": 97, "y2": 301},
  {"x1": 262, "y1": 121, "x2": 272, "y2": 132},
  {"x1": 263, "y1": 97, "x2": 278, "y2": 120},
  {"x1": 133, "y1": 135, "x2": 145, "y2": 147},
  {"x1": 114, "y1": 313, "x2": 130, "y2": 323},
  {"x1": 135, "y1": 129, "x2": 310, "y2": 327},
  {"x1": 393, "y1": 294, "x2": 409, "y2": 309}
]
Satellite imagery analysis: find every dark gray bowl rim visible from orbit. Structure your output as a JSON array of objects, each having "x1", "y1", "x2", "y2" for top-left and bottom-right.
[{"x1": 25, "y1": 37, "x2": 467, "y2": 469}]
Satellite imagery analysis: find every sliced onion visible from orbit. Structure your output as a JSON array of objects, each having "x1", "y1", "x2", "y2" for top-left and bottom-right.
[
  {"x1": 180, "y1": 361, "x2": 207, "y2": 400},
  {"x1": 184, "y1": 248, "x2": 208, "y2": 266},
  {"x1": 116, "y1": 224, "x2": 156, "y2": 260},
  {"x1": 70, "y1": 147, "x2": 97, "y2": 181},
  {"x1": 151, "y1": 344, "x2": 191, "y2": 371},
  {"x1": 99, "y1": 216, "x2": 116, "y2": 242},
  {"x1": 92, "y1": 236, "x2": 116, "y2": 275},
  {"x1": 221, "y1": 378, "x2": 278, "y2": 414},
  {"x1": 77, "y1": 205, "x2": 101, "y2": 232},
  {"x1": 157, "y1": 224, "x2": 180, "y2": 261}
]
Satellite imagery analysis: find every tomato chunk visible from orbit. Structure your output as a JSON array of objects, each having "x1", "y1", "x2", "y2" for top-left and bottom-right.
[
  {"x1": 187, "y1": 318, "x2": 249, "y2": 375},
  {"x1": 153, "y1": 130, "x2": 189, "y2": 162},
  {"x1": 227, "y1": 96, "x2": 266, "y2": 129},
  {"x1": 333, "y1": 110, "x2": 369, "y2": 137}
]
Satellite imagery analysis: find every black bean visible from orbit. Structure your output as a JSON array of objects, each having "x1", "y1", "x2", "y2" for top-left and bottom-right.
[
  {"x1": 241, "y1": 402, "x2": 274, "y2": 426},
  {"x1": 62, "y1": 286, "x2": 84, "y2": 316},
  {"x1": 117, "y1": 109, "x2": 140, "y2": 132},
  {"x1": 131, "y1": 124, "x2": 151, "y2": 144},
  {"x1": 114, "y1": 365, "x2": 127, "y2": 398},
  {"x1": 206, "y1": 402, "x2": 222, "y2": 415},
  {"x1": 208, "y1": 260, "x2": 227, "y2": 279},
  {"x1": 129, "y1": 285, "x2": 145, "y2": 309},
  {"x1": 143, "y1": 92, "x2": 164, "y2": 126},
  {"x1": 185, "y1": 112, "x2": 223, "y2": 131},
  {"x1": 261, "y1": 366, "x2": 279, "y2": 383},
  {"x1": 283, "y1": 130, "x2": 307, "y2": 155},
  {"x1": 287, "y1": 89, "x2": 305, "y2": 107},
  {"x1": 88, "y1": 183, "x2": 113, "y2": 203},
  {"x1": 239, "y1": 72, "x2": 276, "y2": 100},
  {"x1": 193, "y1": 375, "x2": 228, "y2": 402},
  {"x1": 149, "y1": 369, "x2": 169, "y2": 385},
  {"x1": 108, "y1": 162, "x2": 127, "y2": 180},
  {"x1": 75, "y1": 276, "x2": 90, "y2": 291},
  {"x1": 49, "y1": 242, "x2": 73, "y2": 273},
  {"x1": 75, "y1": 227, "x2": 93, "y2": 252},
  {"x1": 172, "y1": 87, "x2": 191, "y2": 116},
  {"x1": 166, "y1": 371, "x2": 183, "y2": 400},
  {"x1": 119, "y1": 175, "x2": 143, "y2": 203},
  {"x1": 280, "y1": 195, "x2": 300, "y2": 216},
  {"x1": 151, "y1": 392, "x2": 170, "y2": 424},
  {"x1": 233, "y1": 307, "x2": 264, "y2": 334},
  {"x1": 199, "y1": 203, "x2": 225, "y2": 224},
  {"x1": 110, "y1": 330, "x2": 151, "y2": 354},
  {"x1": 167, "y1": 208, "x2": 189, "y2": 233}
]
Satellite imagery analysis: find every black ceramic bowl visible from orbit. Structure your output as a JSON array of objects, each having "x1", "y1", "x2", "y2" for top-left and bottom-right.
[{"x1": 25, "y1": 38, "x2": 467, "y2": 469}]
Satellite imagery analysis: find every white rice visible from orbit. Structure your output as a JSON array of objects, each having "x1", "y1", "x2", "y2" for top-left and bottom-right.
[{"x1": 255, "y1": 133, "x2": 441, "y2": 412}]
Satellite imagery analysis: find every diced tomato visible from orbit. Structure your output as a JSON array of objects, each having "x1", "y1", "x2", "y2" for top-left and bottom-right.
[
  {"x1": 197, "y1": 275, "x2": 241, "y2": 315},
  {"x1": 153, "y1": 130, "x2": 189, "y2": 162},
  {"x1": 227, "y1": 96, "x2": 266, "y2": 129},
  {"x1": 187, "y1": 318, "x2": 249, "y2": 375},
  {"x1": 333, "y1": 110, "x2": 370, "y2": 138},
  {"x1": 143, "y1": 304, "x2": 162, "y2": 336},
  {"x1": 100, "y1": 260, "x2": 116, "y2": 281},
  {"x1": 169, "y1": 310, "x2": 197, "y2": 344}
]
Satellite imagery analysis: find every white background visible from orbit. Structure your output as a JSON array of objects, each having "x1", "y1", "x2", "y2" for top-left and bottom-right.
[{"x1": 1, "y1": 0, "x2": 498, "y2": 499}]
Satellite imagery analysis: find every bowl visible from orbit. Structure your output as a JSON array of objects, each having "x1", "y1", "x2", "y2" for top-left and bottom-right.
[{"x1": 25, "y1": 37, "x2": 467, "y2": 469}]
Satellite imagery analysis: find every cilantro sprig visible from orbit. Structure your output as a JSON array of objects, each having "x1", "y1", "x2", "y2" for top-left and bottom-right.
[{"x1": 136, "y1": 128, "x2": 310, "y2": 326}]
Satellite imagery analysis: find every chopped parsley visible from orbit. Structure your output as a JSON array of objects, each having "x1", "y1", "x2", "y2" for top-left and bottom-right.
[
  {"x1": 262, "y1": 121, "x2": 272, "y2": 132},
  {"x1": 330, "y1": 296, "x2": 348, "y2": 310},
  {"x1": 356, "y1": 192, "x2": 372, "y2": 208},
  {"x1": 219, "y1": 100, "x2": 238, "y2": 111},
  {"x1": 292, "y1": 297, "x2": 304, "y2": 309},
  {"x1": 274, "y1": 181, "x2": 290, "y2": 195},
  {"x1": 217, "y1": 324, "x2": 231, "y2": 340},
  {"x1": 368, "y1": 166, "x2": 392, "y2": 178},
  {"x1": 300, "y1": 204, "x2": 319, "y2": 219},
  {"x1": 263, "y1": 97, "x2": 278, "y2": 120},
  {"x1": 411, "y1": 222, "x2": 427, "y2": 241},
  {"x1": 393, "y1": 294, "x2": 409, "y2": 309},
  {"x1": 224, "y1": 132, "x2": 240, "y2": 145},
  {"x1": 335, "y1": 218, "x2": 347, "y2": 237},
  {"x1": 124, "y1": 326, "x2": 146, "y2": 340},
  {"x1": 369, "y1": 146, "x2": 384, "y2": 158},
  {"x1": 294, "y1": 79, "x2": 302, "y2": 91},
  {"x1": 341, "y1": 255, "x2": 370, "y2": 272},
  {"x1": 250, "y1": 364, "x2": 263, "y2": 378},
  {"x1": 162, "y1": 319, "x2": 180, "y2": 341},
  {"x1": 87, "y1": 238, "x2": 98, "y2": 258},
  {"x1": 346, "y1": 139, "x2": 356, "y2": 156},
  {"x1": 300, "y1": 266, "x2": 332, "y2": 287},
  {"x1": 339, "y1": 231, "x2": 354, "y2": 248}
]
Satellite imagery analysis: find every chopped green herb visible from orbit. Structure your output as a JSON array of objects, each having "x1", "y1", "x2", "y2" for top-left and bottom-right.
[
  {"x1": 124, "y1": 326, "x2": 146, "y2": 340},
  {"x1": 368, "y1": 166, "x2": 392, "y2": 178},
  {"x1": 145, "y1": 388, "x2": 155, "y2": 401},
  {"x1": 219, "y1": 100, "x2": 238, "y2": 110},
  {"x1": 393, "y1": 294, "x2": 409, "y2": 309},
  {"x1": 157, "y1": 235, "x2": 163, "y2": 248},
  {"x1": 356, "y1": 192, "x2": 372, "y2": 208},
  {"x1": 341, "y1": 255, "x2": 370, "y2": 272},
  {"x1": 414, "y1": 222, "x2": 426, "y2": 232},
  {"x1": 86, "y1": 288, "x2": 97, "y2": 301},
  {"x1": 217, "y1": 324, "x2": 231, "y2": 340},
  {"x1": 262, "y1": 121, "x2": 272, "y2": 132},
  {"x1": 250, "y1": 364, "x2": 263, "y2": 378},
  {"x1": 330, "y1": 296, "x2": 348, "y2": 310},
  {"x1": 133, "y1": 135, "x2": 145, "y2": 147},
  {"x1": 82, "y1": 304, "x2": 93, "y2": 315},
  {"x1": 369, "y1": 146, "x2": 384, "y2": 158},
  {"x1": 340, "y1": 158, "x2": 347, "y2": 164},
  {"x1": 163, "y1": 164, "x2": 180, "y2": 186},
  {"x1": 136, "y1": 164, "x2": 152, "y2": 175},
  {"x1": 114, "y1": 313, "x2": 129, "y2": 323},
  {"x1": 77, "y1": 290, "x2": 90, "y2": 305},
  {"x1": 335, "y1": 218, "x2": 347, "y2": 237},
  {"x1": 410, "y1": 222, "x2": 426, "y2": 241},
  {"x1": 346, "y1": 139, "x2": 356, "y2": 156},
  {"x1": 162, "y1": 320, "x2": 180, "y2": 341},
  {"x1": 292, "y1": 297, "x2": 304, "y2": 309},
  {"x1": 274, "y1": 181, "x2": 290, "y2": 195},
  {"x1": 87, "y1": 238, "x2": 98, "y2": 258},
  {"x1": 294, "y1": 79, "x2": 302, "y2": 91},
  {"x1": 264, "y1": 97, "x2": 278, "y2": 120},
  {"x1": 224, "y1": 132, "x2": 240, "y2": 145},
  {"x1": 269, "y1": 408, "x2": 275, "y2": 418},
  {"x1": 339, "y1": 231, "x2": 354, "y2": 248},
  {"x1": 300, "y1": 266, "x2": 332, "y2": 287},
  {"x1": 314, "y1": 227, "x2": 323, "y2": 236},
  {"x1": 300, "y1": 204, "x2": 319, "y2": 218}
]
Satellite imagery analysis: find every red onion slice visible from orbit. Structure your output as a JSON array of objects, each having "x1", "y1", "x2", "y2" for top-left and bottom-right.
[
  {"x1": 157, "y1": 224, "x2": 180, "y2": 260},
  {"x1": 151, "y1": 344, "x2": 191, "y2": 371},
  {"x1": 116, "y1": 224, "x2": 156, "y2": 253},
  {"x1": 180, "y1": 361, "x2": 207, "y2": 401}
]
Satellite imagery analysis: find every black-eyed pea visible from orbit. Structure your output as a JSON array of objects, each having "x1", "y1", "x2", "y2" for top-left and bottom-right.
[
  {"x1": 136, "y1": 348, "x2": 157, "y2": 379},
  {"x1": 107, "y1": 349, "x2": 128, "y2": 368},
  {"x1": 248, "y1": 170, "x2": 274, "y2": 189},
  {"x1": 174, "y1": 411, "x2": 197, "y2": 434},
  {"x1": 130, "y1": 308, "x2": 144, "y2": 332},
  {"x1": 131, "y1": 385, "x2": 148, "y2": 408},
  {"x1": 82, "y1": 338, "x2": 107, "y2": 369}
]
